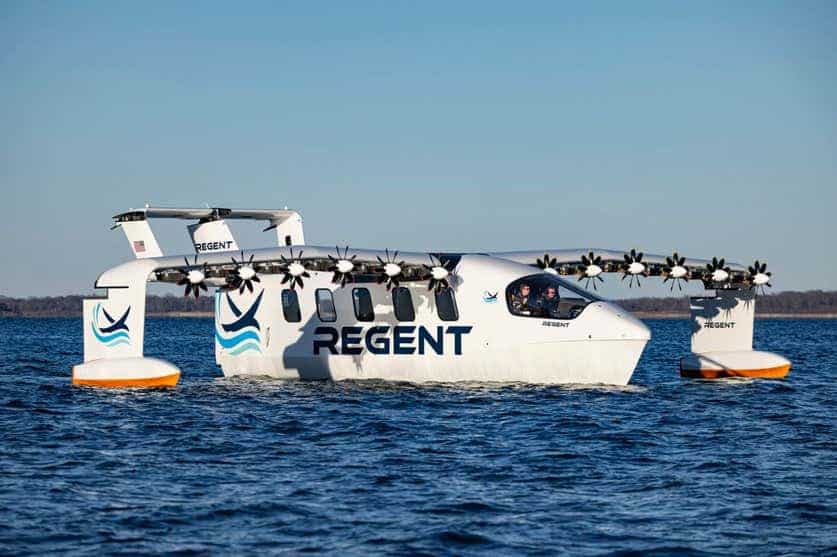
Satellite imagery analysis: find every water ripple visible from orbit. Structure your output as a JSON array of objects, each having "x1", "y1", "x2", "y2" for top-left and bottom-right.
[{"x1": 0, "y1": 317, "x2": 834, "y2": 555}]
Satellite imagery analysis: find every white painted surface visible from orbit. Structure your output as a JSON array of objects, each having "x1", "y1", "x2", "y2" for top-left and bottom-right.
[
  {"x1": 187, "y1": 219, "x2": 239, "y2": 254},
  {"x1": 72, "y1": 357, "x2": 181, "y2": 381},
  {"x1": 120, "y1": 220, "x2": 163, "y2": 259},
  {"x1": 680, "y1": 351, "x2": 790, "y2": 372},
  {"x1": 689, "y1": 289, "x2": 755, "y2": 354}
]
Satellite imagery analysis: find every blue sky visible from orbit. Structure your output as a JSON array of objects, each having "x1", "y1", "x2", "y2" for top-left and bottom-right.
[{"x1": 2, "y1": 1, "x2": 835, "y2": 298}]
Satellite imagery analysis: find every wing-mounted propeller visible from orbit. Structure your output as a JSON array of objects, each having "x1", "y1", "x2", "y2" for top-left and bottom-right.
[
  {"x1": 662, "y1": 252, "x2": 689, "y2": 291},
  {"x1": 621, "y1": 249, "x2": 647, "y2": 287},
  {"x1": 705, "y1": 257, "x2": 731, "y2": 285},
  {"x1": 226, "y1": 251, "x2": 260, "y2": 294},
  {"x1": 376, "y1": 249, "x2": 404, "y2": 291},
  {"x1": 279, "y1": 248, "x2": 310, "y2": 290},
  {"x1": 577, "y1": 251, "x2": 604, "y2": 290},
  {"x1": 536, "y1": 253, "x2": 559, "y2": 276},
  {"x1": 375, "y1": 248, "x2": 404, "y2": 291},
  {"x1": 328, "y1": 245, "x2": 357, "y2": 288},
  {"x1": 747, "y1": 260, "x2": 772, "y2": 294},
  {"x1": 424, "y1": 254, "x2": 455, "y2": 293},
  {"x1": 177, "y1": 255, "x2": 209, "y2": 298}
]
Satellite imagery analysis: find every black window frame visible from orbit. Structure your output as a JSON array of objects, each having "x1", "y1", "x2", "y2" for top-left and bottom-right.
[
  {"x1": 434, "y1": 288, "x2": 459, "y2": 321},
  {"x1": 392, "y1": 286, "x2": 415, "y2": 322},
  {"x1": 352, "y1": 287, "x2": 375, "y2": 322},
  {"x1": 281, "y1": 288, "x2": 301, "y2": 323},
  {"x1": 315, "y1": 288, "x2": 337, "y2": 323}
]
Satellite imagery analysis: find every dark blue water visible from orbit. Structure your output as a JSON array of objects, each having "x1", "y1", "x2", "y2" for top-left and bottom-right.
[{"x1": 0, "y1": 318, "x2": 834, "y2": 556}]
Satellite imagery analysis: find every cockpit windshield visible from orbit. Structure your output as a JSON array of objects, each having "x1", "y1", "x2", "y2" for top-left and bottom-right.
[{"x1": 506, "y1": 274, "x2": 602, "y2": 320}]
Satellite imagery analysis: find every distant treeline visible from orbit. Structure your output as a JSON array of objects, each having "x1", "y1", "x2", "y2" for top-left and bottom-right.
[
  {"x1": 0, "y1": 294, "x2": 213, "y2": 317},
  {"x1": 1, "y1": 290, "x2": 836, "y2": 317}
]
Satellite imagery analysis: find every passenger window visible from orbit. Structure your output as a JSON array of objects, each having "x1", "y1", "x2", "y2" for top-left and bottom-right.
[
  {"x1": 352, "y1": 288, "x2": 374, "y2": 322},
  {"x1": 281, "y1": 289, "x2": 301, "y2": 323},
  {"x1": 315, "y1": 289, "x2": 337, "y2": 322},
  {"x1": 392, "y1": 287, "x2": 415, "y2": 322},
  {"x1": 435, "y1": 288, "x2": 459, "y2": 321}
]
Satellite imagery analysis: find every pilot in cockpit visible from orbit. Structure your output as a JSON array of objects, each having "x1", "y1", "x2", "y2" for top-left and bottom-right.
[
  {"x1": 535, "y1": 285, "x2": 561, "y2": 318},
  {"x1": 510, "y1": 283, "x2": 534, "y2": 314}
]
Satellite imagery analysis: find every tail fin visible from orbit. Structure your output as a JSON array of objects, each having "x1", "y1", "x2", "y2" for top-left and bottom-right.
[
  {"x1": 118, "y1": 220, "x2": 164, "y2": 259},
  {"x1": 188, "y1": 219, "x2": 239, "y2": 254},
  {"x1": 265, "y1": 211, "x2": 305, "y2": 246}
]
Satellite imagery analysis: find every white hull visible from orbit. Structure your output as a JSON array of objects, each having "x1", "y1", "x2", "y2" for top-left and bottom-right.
[
  {"x1": 211, "y1": 257, "x2": 652, "y2": 386},
  {"x1": 218, "y1": 339, "x2": 647, "y2": 385}
]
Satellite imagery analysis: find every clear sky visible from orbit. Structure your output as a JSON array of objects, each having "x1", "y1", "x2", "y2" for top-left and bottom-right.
[{"x1": 2, "y1": 1, "x2": 835, "y2": 298}]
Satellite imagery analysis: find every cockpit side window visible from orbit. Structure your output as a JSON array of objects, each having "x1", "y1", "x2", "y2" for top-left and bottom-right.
[{"x1": 506, "y1": 274, "x2": 597, "y2": 320}]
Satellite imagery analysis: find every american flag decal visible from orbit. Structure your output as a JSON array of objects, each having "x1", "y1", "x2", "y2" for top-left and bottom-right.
[{"x1": 133, "y1": 240, "x2": 146, "y2": 253}]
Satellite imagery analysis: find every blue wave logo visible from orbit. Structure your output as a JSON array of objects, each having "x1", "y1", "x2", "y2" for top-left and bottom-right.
[
  {"x1": 216, "y1": 290, "x2": 263, "y2": 356},
  {"x1": 483, "y1": 291, "x2": 498, "y2": 304},
  {"x1": 91, "y1": 303, "x2": 131, "y2": 348}
]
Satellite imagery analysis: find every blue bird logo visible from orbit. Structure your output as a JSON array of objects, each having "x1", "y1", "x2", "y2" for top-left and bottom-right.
[
  {"x1": 91, "y1": 304, "x2": 131, "y2": 347},
  {"x1": 215, "y1": 290, "x2": 264, "y2": 356}
]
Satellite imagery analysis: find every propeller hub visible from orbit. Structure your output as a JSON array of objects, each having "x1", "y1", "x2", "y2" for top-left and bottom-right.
[
  {"x1": 288, "y1": 262, "x2": 306, "y2": 277},
  {"x1": 238, "y1": 266, "x2": 256, "y2": 280},
  {"x1": 712, "y1": 269, "x2": 729, "y2": 282},
  {"x1": 585, "y1": 264, "x2": 603, "y2": 278},
  {"x1": 336, "y1": 259, "x2": 355, "y2": 274},
  {"x1": 670, "y1": 265, "x2": 688, "y2": 279},
  {"x1": 384, "y1": 263, "x2": 402, "y2": 277},
  {"x1": 430, "y1": 266, "x2": 449, "y2": 280},
  {"x1": 753, "y1": 273, "x2": 770, "y2": 285},
  {"x1": 627, "y1": 262, "x2": 645, "y2": 275},
  {"x1": 542, "y1": 267, "x2": 559, "y2": 276},
  {"x1": 187, "y1": 270, "x2": 205, "y2": 284}
]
